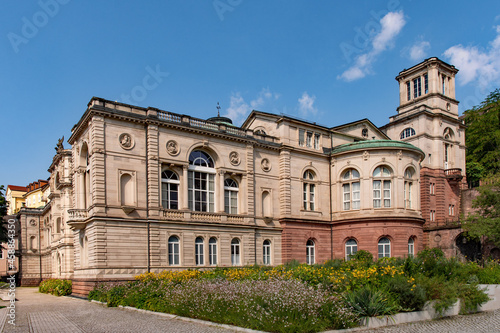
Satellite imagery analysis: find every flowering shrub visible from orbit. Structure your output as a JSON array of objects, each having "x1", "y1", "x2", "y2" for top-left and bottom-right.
[{"x1": 39, "y1": 279, "x2": 72, "y2": 296}]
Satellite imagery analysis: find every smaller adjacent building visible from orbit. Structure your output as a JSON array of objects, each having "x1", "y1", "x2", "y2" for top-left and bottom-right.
[{"x1": 5, "y1": 185, "x2": 27, "y2": 215}]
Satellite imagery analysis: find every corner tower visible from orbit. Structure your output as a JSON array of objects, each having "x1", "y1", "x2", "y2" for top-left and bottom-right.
[{"x1": 381, "y1": 57, "x2": 466, "y2": 253}]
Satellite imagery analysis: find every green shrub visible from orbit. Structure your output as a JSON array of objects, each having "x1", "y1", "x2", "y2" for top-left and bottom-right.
[
  {"x1": 351, "y1": 250, "x2": 373, "y2": 263},
  {"x1": 39, "y1": 279, "x2": 72, "y2": 296},
  {"x1": 384, "y1": 275, "x2": 426, "y2": 311},
  {"x1": 346, "y1": 286, "x2": 398, "y2": 318},
  {"x1": 458, "y1": 284, "x2": 490, "y2": 314}
]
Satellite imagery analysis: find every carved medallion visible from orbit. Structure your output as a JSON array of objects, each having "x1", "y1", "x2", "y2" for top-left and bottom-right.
[
  {"x1": 119, "y1": 133, "x2": 134, "y2": 150},
  {"x1": 261, "y1": 158, "x2": 271, "y2": 172},
  {"x1": 29, "y1": 219, "x2": 37, "y2": 227},
  {"x1": 166, "y1": 140, "x2": 179, "y2": 156},
  {"x1": 229, "y1": 151, "x2": 240, "y2": 166}
]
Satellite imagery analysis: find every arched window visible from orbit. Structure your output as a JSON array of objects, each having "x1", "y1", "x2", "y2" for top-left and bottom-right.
[
  {"x1": 404, "y1": 168, "x2": 415, "y2": 209},
  {"x1": 224, "y1": 179, "x2": 238, "y2": 214},
  {"x1": 209, "y1": 237, "x2": 217, "y2": 265},
  {"x1": 342, "y1": 169, "x2": 360, "y2": 210},
  {"x1": 345, "y1": 239, "x2": 358, "y2": 261},
  {"x1": 80, "y1": 143, "x2": 90, "y2": 209},
  {"x1": 263, "y1": 240, "x2": 271, "y2": 265},
  {"x1": 373, "y1": 166, "x2": 392, "y2": 208},
  {"x1": 231, "y1": 238, "x2": 240, "y2": 265},
  {"x1": 400, "y1": 128, "x2": 416, "y2": 139},
  {"x1": 443, "y1": 127, "x2": 454, "y2": 140},
  {"x1": 306, "y1": 239, "x2": 315, "y2": 264},
  {"x1": 188, "y1": 150, "x2": 215, "y2": 212},
  {"x1": 378, "y1": 237, "x2": 391, "y2": 258},
  {"x1": 408, "y1": 237, "x2": 415, "y2": 257},
  {"x1": 195, "y1": 237, "x2": 204, "y2": 266},
  {"x1": 120, "y1": 173, "x2": 134, "y2": 206},
  {"x1": 303, "y1": 170, "x2": 316, "y2": 211},
  {"x1": 161, "y1": 170, "x2": 179, "y2": 209},
  {"x1": 168, "y1": 236, "x2": 180, "y2": 266}
]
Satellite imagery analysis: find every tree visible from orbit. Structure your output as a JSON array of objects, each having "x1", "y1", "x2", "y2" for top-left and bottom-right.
[
  {"x1": 463, "y1": 89, "x2": 500, "y2": 185},
  {"x1": 462, "y1": 175, "x2": 500, "y2": 247}
]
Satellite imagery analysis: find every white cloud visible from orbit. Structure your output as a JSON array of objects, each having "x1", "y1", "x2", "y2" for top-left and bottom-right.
[
  {"x1": 408, "y1": 41, "x2": 430, "y2": 61},
  {"x1": 224, "y1": 88, "x2": 280, "y2": 125},
  {"x1": 339, "y1": 11, "x2": 406, "y2": 82},
  {"x1": 298, "y1": 92, "x2": 317, "y2": 117},
  {"x1": 443, "y1": 25, "x2": 500, "y2": 88}
]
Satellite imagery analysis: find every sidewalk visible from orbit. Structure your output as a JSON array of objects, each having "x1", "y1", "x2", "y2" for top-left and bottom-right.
[{"x1": 1, "y1": 287, "x2": 499, "y2": 332}]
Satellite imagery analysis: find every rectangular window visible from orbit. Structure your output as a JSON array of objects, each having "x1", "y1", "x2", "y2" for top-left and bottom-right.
[
  {"x1": 449, "y1": 204, "x2": 455, "y2": 216},
  {"x1": 309, "y1": 184, "x2": 315, "y2": 211},
  {"x1": 298, "y1": 129, "x2": 305, "y2": 146},
  {"x1": 343, "y1": 183, "x2": 350, "y2": 210},
  {"x1": 373, "y1": 180, "x2": 381, "y2": 208},
  {"x1": 406, "y1": 81, "x2": 411, "y2": 100},
  {"x1": 306, "y1": 132, "x2": 313, "y2": 148},
  {"x1": 430, "y1": 210, "x2": 435, "y2": 222},
  {"x1": 352, "y1": 182, "x2": 360, "y2": 209},
  {"x1": 383, "y1": 180, "x2": 391, "y2": 207},
  {"x1": 442, "y1": 75, "x2": 446, "y2": 94},
  {"x1": 314, "y1": 133, "x2": 320, "y2": 150},
  {"x1": 188, "y1": 171, "x2": 215, "y2": 212},
  {"x1": 209, "y1": 240, "x2": 217, "y2": 265},
  {"x1": 413, "y1": 77, "x2": 421, "y2": 98},
  {"x1": 195, "y1": 242, "x2": 204, "y2": 266},
  {"x1": 424, "y1": 73, "x2": 428, "y2": 94}
]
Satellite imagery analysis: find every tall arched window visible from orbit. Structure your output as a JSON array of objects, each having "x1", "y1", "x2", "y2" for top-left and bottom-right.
[
  {"x1": 373, "y1": 166, "x2": 392, "y2": 208},
  {"x1": 224, "y1": 179, "x2": 238, "y2": 214},
  {"x1": 408, "y1": 237, "x2": 415, "y2": 257},
  {"x1": 168, "y1": 236, "x2": 180, "y2": 266},
  {"x1": 342, "y1": 169, "x2": 360, "y2": 210},
  {"x1": 306, "y1": 239, "x2": 315, "y2": 264},
  {"x1": 161, "y1": 170, "x2": 179, "y2": 209},
  {"x1": 378, "y1": 237, "x2": 391, "y2": 258},
  {"x1": 209, "y1": 237, "x2": 217, "y2": 265},
  {"x1": 404, "y1": 168, "x2": 415, "y2": 209},
  {"x1": 188, "y1": 150, "x2": 215, "y2": 212},
  {"x1": 263, "y1": 240, "x2": 271, "y2": 265},
  {"x1": 345, "y1": 239, "x2": 358, "y2": 261},
  {"x1": 195, "y1": 237, "x2": 204, "y2": 266},
  {"x1": 400, "y1": 128, "x2": 416, "y2": 140},
  {"x1": 231, "y1": 238, "x2": 240, "y2": 265},
  {"x1": 303, "y1": 170, "x2": 316, "y2": 211}
]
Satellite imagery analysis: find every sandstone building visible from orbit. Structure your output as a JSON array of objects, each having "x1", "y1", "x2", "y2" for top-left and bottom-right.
[{"x1": 15, "y1": 57, "x2": 486, "y2": 295}]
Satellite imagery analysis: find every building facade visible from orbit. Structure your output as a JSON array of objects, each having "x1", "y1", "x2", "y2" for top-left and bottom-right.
[{"x1": 16, "y1": 57, "x2": 488, "y2": 295}]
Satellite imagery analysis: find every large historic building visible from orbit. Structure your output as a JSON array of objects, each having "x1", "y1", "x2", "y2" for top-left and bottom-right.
[{"x1": 15, "y1": 57, "x2": 485, "y2": 295}]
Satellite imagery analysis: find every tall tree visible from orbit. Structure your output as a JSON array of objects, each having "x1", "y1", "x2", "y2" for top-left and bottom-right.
[
  {"x1": 0, "y1": 185, "x2": 9, "y2": 244},
  {"x1": 463, "y1": 89, "x2": 500, "y2": 185},
  {"x1": 462, "y1": 175, "x2": 500, "y2": 247}
]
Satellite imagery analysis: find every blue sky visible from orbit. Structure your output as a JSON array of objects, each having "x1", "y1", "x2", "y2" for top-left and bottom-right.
[{"x1": 1, "y1": 0, "x2": 500, "y2": 188}]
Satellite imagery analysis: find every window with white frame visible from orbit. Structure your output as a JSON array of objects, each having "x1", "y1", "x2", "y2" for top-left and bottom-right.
[
  {"x1": 263, "y1": 240, "x2": 271, "y2": 265},
  {"x1": 430, "y1": 210, "x2": 436, "y2": 221},
  {"x1": 306, "y1": 239, "x2": 315, "y2": 264},
  {"x1": 345, "y1": 239, "x2": 358, "y2": 261},
  {"x1": 449, "y1": 204, "x2": 455, "y2": 216},
  {"x1": 400, "y1": 127, "x2": 416, "y2": 140},
  {"x1": 373, "y1": 166, "x2": 392, "y2": 208},
  {"x1": 161, "y1": 170, "x2": 179, "y2": 209},
  {"x1": 168, "y1": 235, "x2": 180, "y2": 266},
  {"x1": 195, "y1": 237, "x2": 204, "y2": 266},
  {"x1": 413, "y1": 77, "x2": 421, "y2": 98},
  {"x1": 188, "y1": 150, "x2": 215, "y2": 212},
  {"x1": 298, "y1": 129, "x2": 305, "y2": 146},
  {"x1": 404, "y1": 168, "x2": 415, "y2": 209},
  {"x1": 408, "y1": 238, "x2": 415, "y2": 257},
  {"x1": 378, "y1": 237, "x2": 391, "y2": 258},
  {"x1": 231, "y1": 238, "x2": 240, "y2": 265},
  {"x1": 342, "y1": 169, "x2": 360, "y2": 210},
  {"x1": 209, "y1": 237, "x2": 217, "y2": 265},
  {"x1": 306, "y1": 131, "x2": 313, "y2": 148},
  {"x1": 314, "y1": 133, "x2": 320, "y2": 149},
  {"x1": 303, "y1": 170, "x2": 316, "y2": 211},
  {"x1": 224, "y1": 179, "x2": 238, "y2": 214}
]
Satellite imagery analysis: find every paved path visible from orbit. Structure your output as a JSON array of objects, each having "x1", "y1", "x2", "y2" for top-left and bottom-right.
[{"x1": 1, "y1": 287, "x2": 500, "y2": 332}]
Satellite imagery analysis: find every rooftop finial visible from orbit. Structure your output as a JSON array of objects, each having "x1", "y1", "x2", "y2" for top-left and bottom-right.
[{"x1": 216, "y1": 102, "x2": 221, "y2": 117}]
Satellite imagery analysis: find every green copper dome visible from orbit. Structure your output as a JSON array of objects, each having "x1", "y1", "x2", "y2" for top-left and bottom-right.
[{"x1": 331, "y1": 140, "x2": 424, "y2": 157}]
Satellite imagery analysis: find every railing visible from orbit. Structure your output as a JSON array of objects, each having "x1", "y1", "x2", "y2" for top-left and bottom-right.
[
  {"x1": 445, "y1": 168, "x2": 462, "y2": 177},
  {"x1": 67, "y1": 209, "x2": 88, "y2": 220},
  {"x1": 162, "y1": 209, "x2": 183, "y2": 220},
  {"x1": 157, "y1": 111, "x2": 181, "y2": 123},
  {"x1": 189, "y1": 118, "x2": 219, "y2": 131},
  {"x1": 225, "y1": 126, "x2": 247, "y2": 137},
  {"x1": 227, "y1": 215, "x2": 244, "y2": 223},
  {"x1": 191, "y1": 212, "x2": 222, "y2": 222}
]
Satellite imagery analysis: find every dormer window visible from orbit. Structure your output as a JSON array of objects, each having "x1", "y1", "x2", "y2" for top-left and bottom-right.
[
  {"x1": 298, "y1": 129, "x2": 321, "y2": 150},
  {"x1": 362, "y1": 128, "x2": 368, "y2": 138}
]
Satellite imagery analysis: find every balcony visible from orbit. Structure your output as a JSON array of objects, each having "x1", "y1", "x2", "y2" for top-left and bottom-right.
[
  {"x1": 445, "y1": 168, "x2": 463, "y2": 181},
  {"x1": 161, "y1": 209, "x2": 247, "y2": 225},
  {"x1": 67, "y1": 209, "x2": 88, "y2": 229}
]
